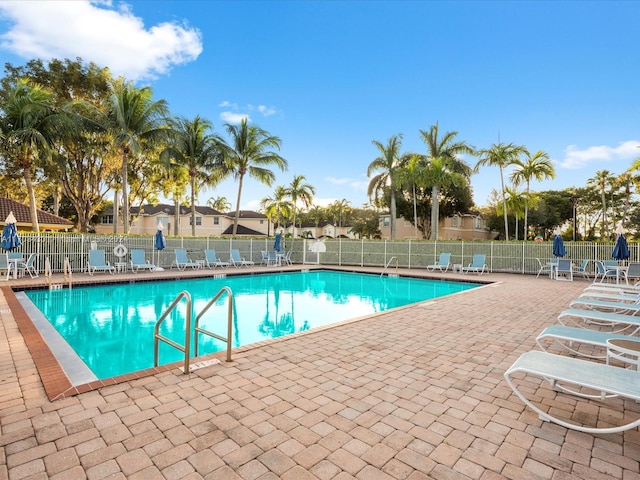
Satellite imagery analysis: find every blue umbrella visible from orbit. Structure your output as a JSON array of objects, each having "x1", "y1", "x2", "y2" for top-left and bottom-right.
[
  {"x1": 274, "y1": 232, "x2": 282, "y2": 253},
  {"x1": 552, "y1": 234, "x2": 566, "y2": 258},
  {"x1": 1, "y1": 212, "x2": 20, "y2": 251},
  {"x1": 154, "y1": 229, "x2": 166, "y2": 251},
  {"x1": 612, "y1": 233, "x2": 630, "y2": 261}
]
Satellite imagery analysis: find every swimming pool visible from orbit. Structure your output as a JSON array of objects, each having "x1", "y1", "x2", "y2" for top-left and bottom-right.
[{"x1": 22, "y1": 270, "x2": 479, "y2": 381}]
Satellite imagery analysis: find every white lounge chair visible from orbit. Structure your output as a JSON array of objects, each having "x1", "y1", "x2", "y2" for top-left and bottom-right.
[
  {"x1": 462, "y1": 254, "x2": 487, "y2": 275},
  {"x1": 504, "y1": 350, "x2": 640, "y2": 433},
  {"x1": 17, "y1": 253, "x2": 38, "y2": 278},
  {"x1": 204, "y1": 249, "x2": 229, "y2": 269},
  {"x1": 230, "y1": 249, "x2": 254, "y2": 267},
  {"x1": 535, "y1": 324, "x2": 635, "y2": 359},
  {"x1": 172, "y1": 249, "x2": 201, "y2": 270},
  {"x1": 426, "y1": 253, "x2": 451, "y2": 272},
  {"x1": 130, "y1": 249, "x2": 155, "y2": 273},
  {"x1": 88, "y1": 249, "x2": 115, "y2": 275},
  {"x1": 569, "y1": 297, "x2": 640, "y2": 314},
  {"x1": 558, "y1": 308, "x2": 640, "y2": 334}
]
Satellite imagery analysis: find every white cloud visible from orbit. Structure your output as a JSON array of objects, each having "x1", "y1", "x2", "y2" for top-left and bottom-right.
[
  {"x1": 559, "y1": 140, "x2": 640, "y2": 169},
  {"x1": 326, "y1": 176, "x2": 368, "y2": 191},
  {"x1": 257, "y1": 105, "x2": 276, "y2": 117},
  {"x1": 220, "y1": 111, "x2": 250, "y2": 124},
  {"x1": 0, "y1": 0, "x2": 202, "y2": 81}
]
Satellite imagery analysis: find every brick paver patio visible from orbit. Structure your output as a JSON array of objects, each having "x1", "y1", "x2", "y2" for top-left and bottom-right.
[{"x1": 2, "y1": 267, "x2": 640, "y2": 479}]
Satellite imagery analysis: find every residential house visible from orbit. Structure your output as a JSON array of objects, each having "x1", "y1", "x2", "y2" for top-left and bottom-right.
[
  {"x1": 379, "y1": 212, "x2": 495, "y2": 240},
  {"x1": 0, "y1": 198, "x2": 73, "y2": 231},
  {"x1": 95, "y1": 204, "x2": 271, "y2": 236}
]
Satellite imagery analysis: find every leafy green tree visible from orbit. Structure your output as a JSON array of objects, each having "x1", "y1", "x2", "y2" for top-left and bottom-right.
[
  {"x1": 587, "y1": 170, "x2": 615, "y2": 239},
  {"x1": 509, "y1": 150, "x2": 554, "y2": 240},
  {"x1": 368, "y1": 134, "x2": 403, "y2": 240},
  {"x1": 161, "y1": 115, "x2": 223, "y2": 236},
  {"x1": 219, "y1": 118, "x2": 288, "y2": 236},
  {"x1": 285, "y1": 175, "x2": 315, "y2": 238},
  {"x1": 260, "y1": 185, "x2": 292, "y2": 230},
  {"x1": 475, "y1": 142, "x2": 527, "y2": 240},
  {"x1": 207, "y1": 195, "x2": 231, "y2": 212},
  {"x1": 397, "y1": 154, "x2": 426, "y2": 239},
  {"x1": 106, "y1": 79, "x2": 169, "y2": 233}
]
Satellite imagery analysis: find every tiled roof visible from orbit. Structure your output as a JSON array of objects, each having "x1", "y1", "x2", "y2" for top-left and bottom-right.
[
  {"x1": 226, "y1": 210, "x2": 267, "y2": 219},
  {"x1": 0, "y1": 198, "x2": 74, "y2": 229},
  {"x1": 104, "y1": 204, "x2": 228, "y2": 216},
  {"x1": 220, "y1": 224, "x2": 267, "y2": 236}
]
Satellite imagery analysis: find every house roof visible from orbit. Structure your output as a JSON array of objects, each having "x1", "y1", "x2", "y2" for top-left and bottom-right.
[
  {"x1": 126, "y1": 204, "x2": 226, "y2": 216},
  {"x1": 226, "y1": 210, "x2": 267, "y2": 220},
  {"x1": 0, "y1": 198, "x2": 73, "y2": 230},
  {"x1": 220, "y1": 224, "x2": 266, "y2": 236}
]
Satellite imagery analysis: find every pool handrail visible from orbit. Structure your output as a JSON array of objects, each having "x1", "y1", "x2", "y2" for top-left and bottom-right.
[
  {"x1": 154, "y1": 290, "x2": 193, "y2": 374},
  {"x1": 194, "y1": 286, "x2": 234, "y2": 363}
]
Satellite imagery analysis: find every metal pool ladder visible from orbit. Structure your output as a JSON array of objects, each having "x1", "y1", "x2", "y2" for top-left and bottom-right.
[
  {"x1": 381, "y1": 256, "x2": 398, "y2": 277},
  {"x1": 153, "y1": 286, "x2": 234, "y2": 374}
]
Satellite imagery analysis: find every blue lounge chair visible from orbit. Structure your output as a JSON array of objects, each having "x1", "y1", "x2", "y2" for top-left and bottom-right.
[
  {"x1": 88, "y1": 249, "x2": 115, "y2": 275},
  {"x1": 558, "y1": 308, "x2": 640, "y2": 334},
  {"x1": 505, "y1": 350, "x2": 640, "y2": 433},
  {"x1": 173, "y1": 249, "x2": 201, "y2": 270},
  {"x1": 426, "y1": 253, "x2": 451, "y2": 272},
  {"x1": 230, "y1": 249, "x2": 254, "y2": 267},
  {"x1": 16, "y1": 253, "x2": 38, "y2": 278},
  {"x1": 130, "y1": 249, "x2": 155, "y2": 273},
  {"x1": 555, "y1": 259, "x2": 573, "y2": 281},
  {"x1": 462, "y1": 254, "x2": 487, "y2": 275},
  {"x1": 593, "y1": 260, "x2": 619, "y2": 283},
  {"x1": 204, "y1": 249, "x2": 229, "y2": 269},
  {"x1": 536, "y1": 324, "x2": 634, "y2": 359}
]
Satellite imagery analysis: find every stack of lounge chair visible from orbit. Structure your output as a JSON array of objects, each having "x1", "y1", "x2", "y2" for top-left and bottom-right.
[{"x1": 505, "y1": 265, "x2": 640, "y2": 433}]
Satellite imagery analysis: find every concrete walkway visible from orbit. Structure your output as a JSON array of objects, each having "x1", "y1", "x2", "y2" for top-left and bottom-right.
[{"x1": 2, "y1": 268, "x2": 640, "y2": 479}]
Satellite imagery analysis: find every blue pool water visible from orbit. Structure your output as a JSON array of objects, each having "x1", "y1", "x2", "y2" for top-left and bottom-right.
[{"x1": 24, "y1": 270, "x2": 479, "y2": 379}]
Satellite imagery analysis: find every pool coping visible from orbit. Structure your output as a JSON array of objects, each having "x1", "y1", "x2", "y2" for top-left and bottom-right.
[{"x1": 5, "y1": 266, "x2": 494, "y2": 401}]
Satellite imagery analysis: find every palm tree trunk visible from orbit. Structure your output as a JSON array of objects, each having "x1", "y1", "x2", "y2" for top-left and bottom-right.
[
  {"x1": 233, "y1": 175, "x2": 244, "y2": 236},
  {"x1": 390, "y1": 189, "x2": 397, "y2": 241},
  {"x1": 191, "y1": 177, "x2": 196, "y2": 237},
  {"x1": 500, "y1": 167, "x2": 509, "y2": 240},
  {"x1": 412, "y1": 183, "x2": 418, "y2": 239},
  {"x1": 122, "y1": 151, "x2": 129, "y2": 233},
  {"x1": 24, "y1": 169, "x2": 40, "y2": 232},
  {"x1": 174, "y1": 199, "x2": 180, "y2": 236},
  {"x1": 113, "y1": 189, "x2": 119, "y2": 234},
  {"x1": 524, "y1": 182, "x2": 530, "y2": 240},
  {"x1": 431, "y1": 185, "x2": 440, "y2": 240}
]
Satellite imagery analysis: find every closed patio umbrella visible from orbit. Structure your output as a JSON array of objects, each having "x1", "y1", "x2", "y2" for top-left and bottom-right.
[
  {"x1": 154, "y1": 221, "x2": 166, "y2": 269},
  {"x1": 552, "y1": 233, "x2": 566, "y2": 258},
  {"x1": 274, "y1": 232, "x2": 282, "y2": 253},
  {"x1": 1, "y1": 212, "x2": 20, "y2": 251},
  {"x1": 613, "y1": 232, "x2": 630, "y2": 261}
]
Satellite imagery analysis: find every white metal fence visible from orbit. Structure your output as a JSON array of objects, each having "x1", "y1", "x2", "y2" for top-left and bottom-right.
[{"x1": 11, "y1": 233, "x2": 634, "y2": 276}]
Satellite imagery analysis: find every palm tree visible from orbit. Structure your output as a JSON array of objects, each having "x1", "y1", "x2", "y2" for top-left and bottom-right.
[
  {"x1": 285, "y1": 175, "x2": 315, "y2": 239},
  {"x1": 106, "y1": 80, "x2": 169, "y2": 233},
  {"x1": 368, "y1": 134, "x2": 403, "y2": 240},
  {"x1": 474, "y1": 142, "x2": 527, "y2": 240},
  {"x1": 588, "y1": 170, "x2": 614, "y2": 239},
  {"x1": 161, "y1": 115, "x2": 223, "y2": 236},
  {"x1": 420, "y1": 123, "x2": 474, "y2": 240},
  {"x1": 500, "y1": 186, "x2": 527, "y2": 240},
  {"x1": 1, "y1": 79, "x2": 61, "y2": 231},
  {"x1": 396, "y1": 154, "x2": 426, "y2": 239},
  {"x1": 509, "y1": 150, "x2": 554, "y2": 240},
  {"x1": 219, "y1": 118, "x2": 288, "y2": 236},
  {"x1": 260, "y1": 186, "x2": 292, "y2": 231},
  {"x1": 207, "y1": 195, "x2": 231, "y2": 212}
]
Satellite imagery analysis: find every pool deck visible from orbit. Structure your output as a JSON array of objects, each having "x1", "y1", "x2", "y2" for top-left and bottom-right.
[{"x1": 2, "y1": 266, "x2": 640, "y2": 479}]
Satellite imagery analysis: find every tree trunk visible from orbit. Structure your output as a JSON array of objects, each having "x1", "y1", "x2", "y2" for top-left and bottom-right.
[
  {"x1": 500, "y1": 167, "x2": 509, "y2": 240},
  {"x1": 390, "y1": 189, "x2": 397, "y2": 241},
  {"x1": 232, "y1": 175, "x2": 244, "y2": 236},
  {"x1": 24, "y1": 169, "x2": 40, "y2": 232},
  {"x1": 121, "y1": 150, "x2": 129, "y2": 233},
  {"x1": 113, "y1": 189, "x2": 119, "y2": 234},
  {"x1": 191, "y1": 176, "x2": 196, "y2": 237},
  {"x1": 430, "y1": 185, "x2": 439, "y2": 240}
]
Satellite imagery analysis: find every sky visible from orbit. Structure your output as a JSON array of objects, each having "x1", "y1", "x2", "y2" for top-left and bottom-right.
[{"x1": 0, "y1": 0, "x2": 639, "y2": 212}]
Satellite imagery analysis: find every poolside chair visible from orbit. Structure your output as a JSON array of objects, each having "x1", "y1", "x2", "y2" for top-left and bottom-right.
[
  {"x1": 172, "y1": 249, "x2": 201, "y2": 270},
  {"x1": 426, "y1": 253, "x2": 451, "y2": 272},
  {"x1": 17, "y1": 253, "x2": 38, "y2": 278},
  {"x1": 536, "y1": 324, "x2": 635, "y2": 359},
  {"x1": 87, "y1": 249, "x2": 115, "y2": 275},
  {"x1": 204, "y1": 249, "x2": 229, "y2": 269},
  {"x1": 557, "y1": 308, "x2": 640, "y2": 334},
  {"x1": 554, "y1": 259, "x2": 573, "y2": 281},
  {"x1": 266, "y1": 251, "x2": 279, "y2": 266},
  {"x1": 535, "y1": 258, "x2": 555, "y2": 278},
  {"x1": 593, "y1": 260, "x2": 619, "y2": 283},
  {"x1": 569, "y1": 297, "x2": 640, "y2": 315},
  {"x1": 260, "y1": 250, "x2": 269, "y2": 266},
  {"x1": 505, "y1": 350, "x2": 640, "y2": 433},
  {"x1": 625, "y1": 262, "x2": 640, "y2": 285},
  {"x1": 573, "y1": 259, "x2": 591, "y2": 280},
  {"x1": 283, "y1": 251, "x2": 292, "y2": 265},
  {"x1": 130, "y1": 249, "x2": 155, "y2": 273},
  {"x1": 230, "y1": 249, "x2": 254, "y2": 267},
  {"x1": 462, "y1": 254, "x2": 487, "y2": 275},
  {"x1": 0, "y1": 253, "x2": 10, "y2": 281}
]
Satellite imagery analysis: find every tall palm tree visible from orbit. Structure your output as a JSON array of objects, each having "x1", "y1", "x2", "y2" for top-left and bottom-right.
[
  {"x1": 161, "y1": 115, "x2": 223, "y2": 236},
  {"x1": 207, "y1": 195, "x2": 232, "y2": 212},
  {"x1": 474, "y1": 142, "x2": 527, "y2": 240},
  {"x1": 219, "y1": 118, "x2": 288, "y2": 236},
  {"x1": 420, "y1": 123, "x2": 474, "y2": 240},
  {"x1": 509, "y1": 150, "x2": 554, "y2": 240},
  {"x1": 260, "y1": 185, "x2": 292, "y2": 231},
  {"x1": 396, "y1": 154, "x2": 426, "y2": 239},
  {"x1": 1, "y1": 79, "x2": 61, "y2": 231},
  {"x1": 587, "y1": 170, "x2": 614, "y2": 239},
  {"x1": 500, "y1": 186, "x2": 527, "y2": 240},
  {"x1": 285, "y1": 174, "x2": 315, "y2": 239},
  {"x1": 368, "y1": 134, "x2": 403, "y2": 240},
  {"x1": 106, "y1": 80, "x2": 169, "y2": 233}
]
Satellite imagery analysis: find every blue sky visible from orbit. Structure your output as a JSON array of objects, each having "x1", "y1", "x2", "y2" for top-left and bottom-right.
[{"x1": 0, "y1": 1, "x2": 639, "y2": 212}]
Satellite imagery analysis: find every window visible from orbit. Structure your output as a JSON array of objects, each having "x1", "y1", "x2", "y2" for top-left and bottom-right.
[
  {"x1": 101, "y1": 215, "x2": 113, "y2": 224},
  {"x1": 382, "y1": 216, "x2": 390, "y2": 227},
  {"x1": 189, "y1": 217, "x2": 202, "y2": 226},
  {"x1": 475, "y1": 217, "x2": 482, "y2": 229},
  {"x1": 451, "y1": 216, "x2": 458, "y2": 227},
  {"x1": 213, "y1": 217, "x2": 219, "y2": 225},
  {"x1": 260, "y1": 220, "x2": 264, "y2": 224}
]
